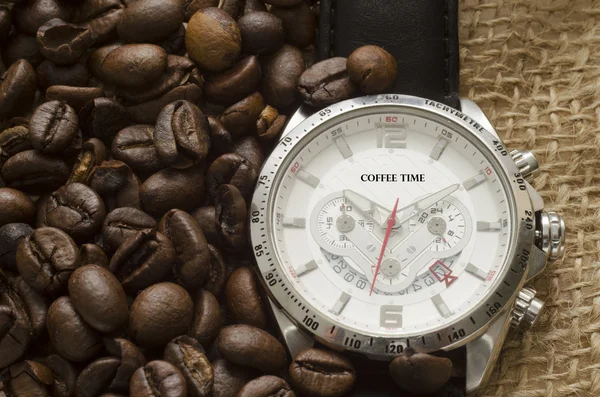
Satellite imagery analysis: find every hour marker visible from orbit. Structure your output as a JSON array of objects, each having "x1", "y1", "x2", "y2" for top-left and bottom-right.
[
  {"x1": 465, "y1": 263, "x2": 489, "y2": 280},
  {"x1": 297, "y1": 169, "x2": 320, "y2": 187},
  {"x1": 282, "y1": 217, "x2": 306, "y2": 228},
  {"x1": 432, "y1": 295, "x2": 453, "y2": 318},
  {"x1": 334, "y1": 136, "x2": 353, "y2": 159},
  {"x1": 295, "y1": 260, "x2": 318, "y2": 276},
  {"x1": 477, "y1": 221, "x2": 501, "y2": 231},
  {"x1": 429, "y1": 138, "x2": 449, "y2": 160},
  {"x1": 330, "y1": 292, "x2": 351, "y2": 315},
  {"x1": 377, "y1": 130, "x2": 407, "y2": 148},
  {"x1": 462, "y1": 172, "x2": 486, "y2": 190},
  {"x1": 380, "y1": 305, "x2": 403, "y2": 327}
]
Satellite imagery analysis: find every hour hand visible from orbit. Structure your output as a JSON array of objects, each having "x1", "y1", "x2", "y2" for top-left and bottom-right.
[{"x1": 343, "y1": 189, "x2": 396, "y2": 228}]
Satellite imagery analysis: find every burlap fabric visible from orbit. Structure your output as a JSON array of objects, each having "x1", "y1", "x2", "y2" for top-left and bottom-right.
[{"x1": 460, "y1": 1, "x2": 598, "y2": 396}]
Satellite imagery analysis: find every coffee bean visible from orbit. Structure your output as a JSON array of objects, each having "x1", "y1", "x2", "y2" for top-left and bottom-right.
[
  {"x1": 109, "y1": 229, "x2": 175, "y2": 294},
  {"x1": 88, "y1": 160, "x2": 130, "y2": 196},
  {"x1": 0, "y1": 188, "x2": 35, "y2": 226},
  {"x1": 87, "y1": 43, "x2": 121, "y2": 80},
  {"x1": 97, "y1": 162, "x2": 142, "y2": 211},
  {"x1": 129, "y1": 283, "x2": 193, "y2": 348},
  {"x1": 220, "y1": 92, "x2": 265, "y2": 138},
  {"x1": 261, "y1": 44, "x2": 305, "y2": 108},
  {"x1": 159, "y1": 209, "x2": 211, "y2": 289},
  {"x1": 68, "y1": 137, "x2": 107, "y2": 185},
  {"x1": 140, "y1": 163, "x2": 206, "y2": 217},
  {"x1": 204, "y1": 244, "x2": 227, "y2": 296},
  {"x1": 155, "y1": 100, "x2": 211, "y2": 169},
  {"x1": 190, "y1": 289, "x2": 222, "y2": 348},
  {"x1": 257, "y1": 107, "x2": 286, "y2": 141},
  {"x1": 161, "y1": 24, "x2": 187, "y2": 55},
  {"x1": 206, "y1": 153, "x2": 257, "y2": 202},
  {"x1": 80, "y1": 243, "x2": 109, "y2": 267},
  {"x1": 186, "y1": 7, "x2": 241, "y2": 72},
  {"x1": 164, "y1": 335, "x2": 213, "y2": 397},
  {"x1": 238, "y1": 376, "x2": 295, "y2": 397},
  {"x1": 1, "y1": 150, "x2": 69, "y2": 194},
  {"x1": 102, "y1": 44, "x2": 168, "y2": 88},
  {"x1": 47, "y1": 296, "x2": 102, "y2": 362},
  {"x1": 43, "y1": 183, "x2": 107, "y2": 242},
  {"x1": 73, "y1": 0, "x2": 124, "y2": 44},
  {"x1": 12, "y1": 0, "x2": 73, "y2": 36},
  {"x1": 0, "y1": 223, "x2": 33, "y2": 271},
  {"x1": 104, "y1": 338, "x2": 147, "y2": 392},
  {"x1": 0, "y1": 125, "x2": 32, "y2": 160},
  {"x1": 0, "y1": 60, "x2": 37, "y2": 121},
  {"x1": 29, "y1": 100, "x2": 79, "y2": 154},
  {"x1": 46, "y1": 86, "x2": 105, "y2": 112},
  {"x1": 238, "y1": 12, "x2": 284, "y2": 55},
  {"x1": 111, "y1": 125, "x2": 164, "y2": 175},
  {"x1": 45, "y1": 354, "x2": 77, "y2": 397},
  {"x1": 205, "y1": 56, "x2": 262, "y2": 106},
  {"x1": 5, "y1": 360, "x2": 54, "y2": 396},
  {"x1": 289, "y1": 348, "x2": 356, "y2": 397},
  {"x1": 220, "y1": 0, "x2": 243, "y2": 19},
  {"x1": 218, "y1": 324, "x2": 286, "y2": 373},
  {"x1": 37, "y1": 61, "x2": 89, "y2": 91},
  {"x1": 272, "y1": 3, "x2": 316, "y2": 49},
  {"x1": 68, "y1": 264, "x2": 128, "y2": 333},
  {"x1": 347, "y1": 45, "x2": 397, "y2": 94},
  {"x1": 118, "y1": 0, "x2": 183, "y2": 44},
  {"x1": 0, "y1": 6, "x2": 11, "y2": 44},
  {"x1": 2, "y1": 33, "x2": 45, "y2": 68},
  {"x1": 37, "y1": 18, "x2": 93, "y2": 65},
  {"x1": 207, "y1": 116, "x2": 232, "y2": 156},
  {"x1": 232, "y1": 136, "x2": 264, "y2": 172},
  {"x1": 225, "y1": 267, "x2": 267, "y2": 329},
  {"x1": 298, "y1": 57, "x2": 356, "y2": 107},
  {"x1": 130, "y1": 360, "x2": 187, "y2": 397},
  {"x1": 183, "y1": 0, "x2": 219, "y2": 21},
  {"x1": 389, "y1": 351, "x2": 453, "y2": 394},
  {"x1": 80, "y1": 97, "x2": 131, "y2": 144},
  {"x1": 215, "y1": 184, "x2": 248, "y2": 251},
  {"x1": 76, "y1": 357, "x2": 121, "y2": 397},
  {"x1": 102, "y1": 207, "x2": 157, "y2": 251},
  {"x1": 212, "y1": 358, "x2": 256, "y2": 397},
  {"x1": 126, "y1": 83, "x2": 204, "y2": 125},
  {"x1": 263, "y1": 0, "x2": 303, "y2": 6},
  {"x1": 191, "y1": 206, "x2": 219, "y2": 245}
]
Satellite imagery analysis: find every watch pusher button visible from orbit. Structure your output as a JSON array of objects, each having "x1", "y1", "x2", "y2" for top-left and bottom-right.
[
  {"x1": 511, "y1": 150, "x2": 539, "y2": 182},
  {"x1": 537, "y1": 211, "x2": 566, "y2": 261},
  {"x1": 510, "y1": 287, "x2": 544, "y2": 330}
]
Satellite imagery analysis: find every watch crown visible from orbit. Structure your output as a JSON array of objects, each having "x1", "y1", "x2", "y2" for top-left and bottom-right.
[
  {"x1": 537, "y1": 211, "x2": 566, "y2": 261},
  {"x1": 511, "y1": 150, "x2": 539, "y2": 182},
  {"x1": 511, "y1": 287, "x2": 544, "y2": 331}
]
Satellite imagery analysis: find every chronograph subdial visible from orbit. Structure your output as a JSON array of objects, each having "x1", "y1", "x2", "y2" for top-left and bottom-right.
[{"x1": 314, "y1": 195, "x2": 374, "y2": 250}]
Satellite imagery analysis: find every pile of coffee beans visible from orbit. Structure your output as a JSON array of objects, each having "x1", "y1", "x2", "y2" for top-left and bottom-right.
[{"x1": 0, "y1": 0, "x2": 448, "y2": 396}]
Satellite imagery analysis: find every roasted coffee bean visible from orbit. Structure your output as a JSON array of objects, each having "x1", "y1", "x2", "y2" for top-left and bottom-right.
[
  {"x1": 68, "y1": 264, "x2": 128, "y2": 333},
  {"x1": 16, "y1": 227, "x2": 80, "y2": 295},
  {"x1": 109, "y1": 229, "x2": 175, "y2": 294},
  {"x1": 80, "y1": 243, "x2": 109, "y2": 267},
  {"x1": 1, "y1": 150, "x2": 69, "y2": 194},
  {"x1": 190, "y1": 289, "x2": 222, "y2": 348},
  {"x1": 130, "y1": 360, "x2": 187, "y2": 397},
  {"x1": 129, "y1": 283, "x2": 193, "y2": 348},
  {"x1": 204, "y1": 57, "x2": 261, "y2": 106},
  {"x1": 159, "y1": 209, "x2": 211, "y2": 289},
  {"x1": 164, "y1": 335, "x2": 213, "y2": 397},
  {"x1": 47, "y1": 296, "x2": 102, "y2": 362},
  {"x1": 0, "y1": 126, "x2": 32, "y2": 160},
  {"x1": 218, "y1": 325, "x2": 286, "y2": 373},
  {"x1": 0, "y1": 188, "x2": 35, "y2": 226},
  {"x1": 0, "y1": 6, "x2": 11, "y2": 44},
  {"x1": 183, "y1": 0, "x2": 219, "y2": 21},
  {"x1": 87, "y1": 43, "x2": 121, "y2": 80},
  {"x1": 46, "y1": 86, "x2": 105, "y2": 112},
  {"x1": 126, "y1": 83, "x2": 204, "y2": 125},
  {"x1": 347, "y1": 45, "x2": 397, "y2": 94},
  {"x1": 191, "y1": 206, "x2": 219, "y2": 245},
  {"x1": 204, "y1": 244, "x2": 227, "y2": 296},
  {"x1": 68, "y1": 137, "x2": 107, "y2": 185},
  {"x1": 80, "y1": 97, "x2": 131, "y2": 143},
  {"x1": 118, "y1": 0, "x2": 183, "y2": 44},
  {"x1": 207, "y1": 116, "x2": 232, "y2": 156},
  {"x1": 12, "y1": 0, "x2": 73, "y2": 36},
  {"x1": 102, "y1": 207, "x2": 157, "y2": 251},
  {"x1": 262, "y1": 45, "x2": 305, "y2": 108},
  {"x1": 154, "y1": 100, "x2": 211, "y2": 169},
  {"x1": 104, "y1": 338, "x2": 147, "y2": 392},
  {"x1": 36, "y1": 18, "x2": 93, "y2": 65},
  {"x1": 220, "y1": 92, "x2": 264, "y2": 138},
  {"x1": 0, "y1": 60, "x2": 37, "y2": 121},
  {"x1": 232, "y1": 136, "x2": 264, "y2": 172},
  {"x1": 271, "y1": 3, "x2": 316, "y2": 49},
  {"x1": 257, "y1": 107, "x2": 286, "y2": 141},
  {"x1": 76, "y1": 357, "x2": 121, "y2": 397},
  {"x1": 88, "y1": 160, "x2": 131, "y2": 195},
  {"x1": 45, "y1": 354, "x2": 78, "y2": 397},
  {"x1": 111, "y1": 125, "x2": 163, "y2": 175},
  {"x1": 37, "y1": 61, "x2": 89, "y2": 92},
  {"x1": 263, "y1": 0, "x2": 303, "y2": 6},
  {"x1": 29, "y1": 100, "x2": 79, "y2": 154},
  {"x1": 140, "y1": 163, "x2": 206, "y2": 217},
  {"x1": 4, "y1": 360, "x2": 54, "y2": 396},
  {"x1": 220, "y1": 0, "x2": 243, "y2": 19},
  {"x1": 73, "y1": 0, "x2": 124, "y2": 44},
  {"x1": 102, "y1": 44, "x2": 168, "y2": 88},
  {"x1": 43, "y1": 183, "x2": 107, "y2": 242},
  {"x1": 161, "y1": 24, "x2": 187, "y2": 55},
  {"x1": 298, "y1": 57, "x2": 356, "y2": 107},
  {"x1": 212, "y1": 358, "x2": 256, "y2": 397},
  {"x1": 186, "y1": 7, "x2": 241, "y2": 72},
  {"x1": 215, "y1": 184, "x2": 247, "y2": 251},
  {"x1": 238, "y1": 376, "x2": 295, "y2": 397},
  {"x1": 100, "y1": 164, "x2": 142, "y2": 211},
  {"x1": 0, "y1": 223, "x2": 33, "y2": 271},
  {"x1": 206, "y1": 153, "x2": 257, "y2": 201},
  {"x1": 225, "y1": 267, "x2": 267, "y2": 329},
  {"x1": 242, "y1": 0, "x2": 267, "y2": 14},
  {"x1": 289, "y1": 348, "x2": 356, "y2": 397},
  {"x1": 389, "y1": 351, "x2": 453, "y2": 394},
  {"x1": 238, "y1": 12, "x2": 284, "y2": 55},
  {"x1": 2, "y1": 33, "x2": 45, "y2": 68}
]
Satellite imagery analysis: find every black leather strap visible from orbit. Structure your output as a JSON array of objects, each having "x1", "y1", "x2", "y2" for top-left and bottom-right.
[{"x1": 319, "y1": 0, "x2": 460, "y2": 109}]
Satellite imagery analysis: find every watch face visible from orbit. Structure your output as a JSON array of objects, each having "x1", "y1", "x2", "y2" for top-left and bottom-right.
[{"x1": 251, "y1": 95, "x2": 535, "y2": 357}]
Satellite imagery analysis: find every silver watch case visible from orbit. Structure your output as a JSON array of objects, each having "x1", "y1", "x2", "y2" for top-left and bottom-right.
[{"x1": 249, "y1": 94, "x2": 535, "y2": 359}]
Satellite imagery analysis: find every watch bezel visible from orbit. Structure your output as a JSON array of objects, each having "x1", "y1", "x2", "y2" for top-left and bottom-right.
[{"x1": 250, "y1": 94, "x2": 534, "y2": 359}]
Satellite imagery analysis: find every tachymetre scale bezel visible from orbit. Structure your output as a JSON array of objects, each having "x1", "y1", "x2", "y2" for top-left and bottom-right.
[{"x1": 250, "y1": 94, "x2": 535, "y2": 358}]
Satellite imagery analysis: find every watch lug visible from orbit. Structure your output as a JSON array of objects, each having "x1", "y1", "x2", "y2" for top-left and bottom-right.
[
  {"x1": 459, "y1": 99, "x2": 499, "y2": 139},
  {"x1": 526, "y1": 245, "x2": 548, "y2": 282},
  {"x1": 466, "y1": 309, "x2": 512, "y2": 394},
  {"x1": 526, "y1": 181, "x2": 545, "y2": 212},
  {"x1": 267, "y1": 297, "x2": 314, "y2": 357},
  {"x1": 280, "y1": 104, "x2": 314, "y2": 140}
]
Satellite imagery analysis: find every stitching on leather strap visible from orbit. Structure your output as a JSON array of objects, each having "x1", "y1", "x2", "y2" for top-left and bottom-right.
[{"x1": 443, "y1": 0, "x2": 450, "y2": 102}]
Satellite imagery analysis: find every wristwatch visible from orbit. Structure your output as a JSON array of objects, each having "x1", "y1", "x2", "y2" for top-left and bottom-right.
[{"x1": 250, "y1": 0, "x2": 566, "y2": 396}]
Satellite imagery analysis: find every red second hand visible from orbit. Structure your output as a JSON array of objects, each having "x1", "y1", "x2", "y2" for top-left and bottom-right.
[{"x1": 369, "y1": 198, "x2": 399, "y2": 296}]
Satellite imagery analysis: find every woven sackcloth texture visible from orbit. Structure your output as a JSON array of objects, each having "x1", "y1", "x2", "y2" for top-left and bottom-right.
[{"x1": 460, "y1": 1, "x2": 600, "y2": 396}]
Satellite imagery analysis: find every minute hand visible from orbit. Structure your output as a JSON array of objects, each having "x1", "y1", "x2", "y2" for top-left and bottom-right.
[{"x1": 394, "y1": 184, "x2": 460, "y2": 224}]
